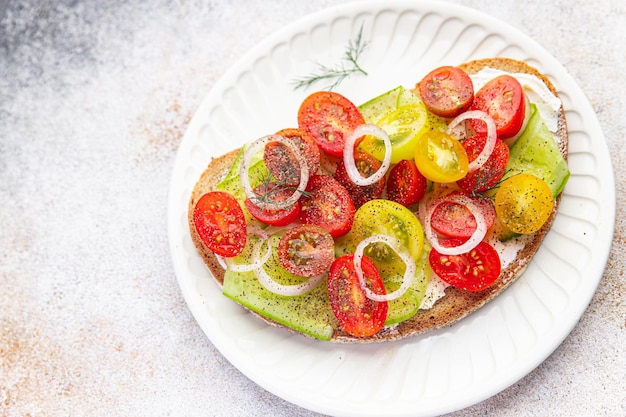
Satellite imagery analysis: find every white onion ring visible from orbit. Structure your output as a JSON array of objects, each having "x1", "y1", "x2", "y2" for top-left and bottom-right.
[
  {"x1": 353, "y1": 234, "x2": 416, "y2": 302},
  {"x1": 343, "y1": 124, "x2": 391, "y2": 186},
  {"x1": 224, "y1": 225, "x2": 272, "y2": 272},
  {"x1": 252, "y1": 247, "x2": 325, "y2": 297},
  {"x1": 423, "y1": 193, "x2": 488, "y2": 255},
  {"x1": 215, "y1": 254, "x2": 228, "y2": 270},
  {"x1": 249, "y1": 228, "x2": 324, "y2": 296},
  {"x1": 416, "y1": 185, "x2": 447, "y2": 225},
  {"x1": 239, "y1": 134, "x2": 309, "y2": 211},
  {"x1": 446, "y1": 110, "x2": 497, "y2": 172},
  {"x1": 253, "y1": 267, "x2": 325, "y2": 296}
]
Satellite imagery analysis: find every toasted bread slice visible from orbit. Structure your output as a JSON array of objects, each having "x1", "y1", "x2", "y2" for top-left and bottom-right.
[{"x1": 187, "y1": 58, "x2": 568, "y2": 343}]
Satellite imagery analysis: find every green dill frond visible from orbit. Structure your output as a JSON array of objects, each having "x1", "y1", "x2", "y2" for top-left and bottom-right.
[
  {"x1": 292, "y1": 24, "x2": 369, "y2": 91},
  {"x1": 470, "y1": 168, "x2": 521, "y2": 199},
  {"x1": 249, "y1": 170, "x2": 311, "y2": 210}
]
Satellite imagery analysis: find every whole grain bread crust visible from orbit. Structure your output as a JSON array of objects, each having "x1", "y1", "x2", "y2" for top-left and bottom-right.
[{"x1": 187, "y1": 58, "x2": 568, "y2": 343}]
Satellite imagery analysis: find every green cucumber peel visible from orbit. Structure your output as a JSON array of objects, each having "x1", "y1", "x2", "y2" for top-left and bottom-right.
[
  {"x1": 505, "y1": 104, "x2": 570, "y2": 198},
  {"x1": 222, "y1": 235, "x2": 336, "y2": 340}
]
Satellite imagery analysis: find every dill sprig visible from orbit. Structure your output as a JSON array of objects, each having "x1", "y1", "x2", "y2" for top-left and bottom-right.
[
  {"x1": 292, "y1": 24, "x2": 369, "y2": 91},
  {"x1": 250, "y1": 171, "x2": 310, "y2": 210},
  {"x1": 469, "y1": 167, "x2": 507, "y2": 198},
  {"x1": 469, "y1": 167, "x2": 523, "y2": 200}
]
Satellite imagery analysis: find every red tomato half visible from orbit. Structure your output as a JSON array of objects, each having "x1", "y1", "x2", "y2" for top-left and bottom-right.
[
  {"x1": 264, "y1": 128, "x2": 320, "y2": 186},
  {"x1": 327, "y1": 255, "x2": 388, "y2": 338},
  {"x1": 244, "y1": 182, "x2": 301, "y2": 227},
  {"x1": 470, "y1": 75, "x2": 526, "y2": 139},
  {"x1": 277, "y1": 224, "x2": 334, "y2": 277},
  {"x1": 386, "y1": 159, "x2": 428, "y2": 207},
  {"x1": 456, "y1": 134, "x2": 510, "y2": 194},
  {"x1": 429, "y1": 239, "x2": 501, "y2": 291},
  {"x1": 193, "y1": 191, "x2": 247, "y2": 257},
  {"x1": 299, "y1": 174, "x2": 355, "y2": 238},
  {"x1": 430, "y1": 192, "x2": 496, "y2": 239},
  {"x1": 334, "y1": 150, "x2": 385, "y2": 207},
  {"x1": 297, "y1": 91, "x2": 365, "y2": 157},
  {"x1": 417, "y1": 66, "x2": 474, "y2": 118}
]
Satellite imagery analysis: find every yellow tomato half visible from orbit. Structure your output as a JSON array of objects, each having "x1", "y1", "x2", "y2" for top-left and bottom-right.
[
  {"x1": 494, "y1": 173, "x2": 554, "y2": 234},
  {"x1": 414, "y1": 131, "x2": 469, "y2": 183}
]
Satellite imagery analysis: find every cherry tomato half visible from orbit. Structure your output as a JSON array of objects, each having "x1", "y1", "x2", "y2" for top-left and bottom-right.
[
  {"x1": 277, "y1": 224, "x2": 334, "y2": 277},
  {"x1": 264, "y1": 128, "x2": 321, "y2": 186},
  {"x1": 334, "y1": 150, "x2": 385, "y2": 207},
  {"x1": 193, "y1": 191, "x2": 247, "y2": 257},
  {"x1": 430, "y1": 192, "x2": 496, "y2": 239},
  {"x1": 327, "y1": 254, "x2": 388, "y2": 338},
  {"x1": 299, "y1": 174, "x2": 355, "y2": 238},
  {"x1": 494, "y1": 173, "x2": 554, "y2": 234},
  {"x1": 471, "y1": 75, "x2": 526, "y2": 139},
  {"x1": 244, "y1": 182, "x2": 301, "y2": 227},
  {"x1": 414, "y1": 130, "x2": 469, "y2": 183},
  {"x1": 417, "y1": 66, "x2": 474, "y2": 118},
  {"x1": 429, "y1": 239, "x2": 501, "y2": 291},
  {"x1": 456, "y1": 133, "x2": 510, "y2": 194},
  {"x1": 386, "y1": 159, "x2": 428, "y2": 207},
  {"x1": 297, "y1": 91, "x2": 365, "y2": 157}
]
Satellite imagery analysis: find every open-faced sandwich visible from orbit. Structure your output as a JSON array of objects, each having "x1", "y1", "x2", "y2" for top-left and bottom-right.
[{"x1": 188, "y1": 57, "x2": 570, "y2": 343}]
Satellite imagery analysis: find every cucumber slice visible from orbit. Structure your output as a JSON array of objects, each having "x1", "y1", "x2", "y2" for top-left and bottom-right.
[
  {"x1": 223, "y1": 270, "x2": 335, "y2": 340},
  {"x1": 383, "y1": 247, "x2": 430, "y2": 325},
  {"x1": 216, "y1": 148, "x2": 270, "y2": 223},
  {"x1": 506, "y1": 104, "x2": 570, "y2": 197},
  {"x1": 222, "y1": 235, "x2": 336, "y2": 340},
  {"x1": 219, "y1": 143, "x2": 265, "y2": 184},
  {"x1": 385, "y1": 278, "x2": 420, "y2": 325},
  {"x1": 359, "y1": 86, "x2": 404, "y2": 121},
  {"x1": 220, "y1": 145, "x2": 246, "y2": 183}
]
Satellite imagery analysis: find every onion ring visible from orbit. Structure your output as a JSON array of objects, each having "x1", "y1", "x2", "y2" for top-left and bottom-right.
[
  {"x1": 239, "y1": 134, "x2": 309, "y2": 211},
  {"x1": 446, "y1": 110, "x2": 497, "y2": 172},
  {"x1": 215, "y1": 254, "x2": 228, "y2": 270},
  {"x1": 343, "y1": 124, "x2": 391, "y2": 186},
  {"x1": 224, "y1": 225, "x2": 272, "y2": 273},
  {"x1": 253, "y1": 266, "x2": 325, "y2": 296},
  {"x1": 423, "y1": 193, "x2": 488, "y2": 255},
  {"x1": 353, "y1": 234, "x2": 416, "y2": 302},
  {"x1": 248, "y1": 229, "x2": 324, "y2": 296},
  {"x1": 251, "y1": 237, "x2": 325, "y2": 297}
]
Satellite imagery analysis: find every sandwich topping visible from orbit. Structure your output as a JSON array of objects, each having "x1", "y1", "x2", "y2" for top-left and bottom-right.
[{"x1": 191, "y1": 62, "x2": 570, "y2": 341}]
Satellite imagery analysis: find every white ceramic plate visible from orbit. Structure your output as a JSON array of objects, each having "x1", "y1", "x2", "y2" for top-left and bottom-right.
[{"x1": 168, "y1": 1, "x2": 615, "y2": 415}]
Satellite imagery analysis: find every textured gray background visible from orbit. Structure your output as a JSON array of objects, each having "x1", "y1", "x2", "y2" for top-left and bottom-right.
[{"x1": 1, "y1": 0, "x2": 625, "y2": 416}]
